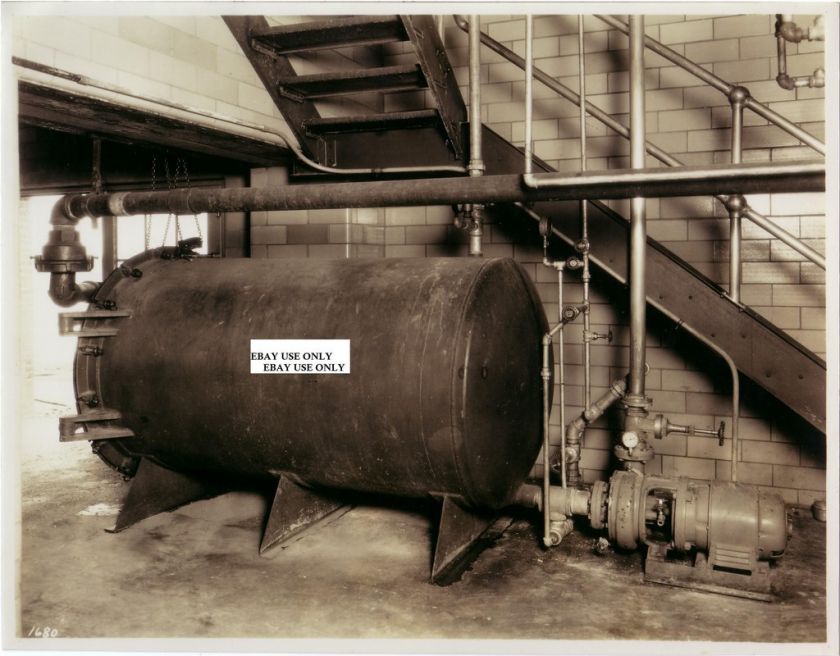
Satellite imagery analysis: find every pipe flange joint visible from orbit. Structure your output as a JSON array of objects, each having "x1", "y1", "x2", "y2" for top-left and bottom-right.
[
  {"x1": 622, "y1": 393, "x2": 651, "y2": 412},
  {"x1": 728, "y1": 85, "x2": 750, "y2": 106},
  {"x1": 589, "y1": 480, "x2": 609, "y2": 530}
]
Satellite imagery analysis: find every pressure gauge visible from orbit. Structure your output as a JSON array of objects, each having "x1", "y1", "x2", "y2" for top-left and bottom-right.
[{"x1": 621, "y1": 431, "x2": 640, "y2": 449}]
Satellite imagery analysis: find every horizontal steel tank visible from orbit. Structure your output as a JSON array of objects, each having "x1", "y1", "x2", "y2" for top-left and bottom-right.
[{"x1": 78, "y1": 253, "x2": 548, "y2": 510}]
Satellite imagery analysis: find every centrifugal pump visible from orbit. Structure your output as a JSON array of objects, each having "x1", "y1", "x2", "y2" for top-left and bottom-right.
[{"x1": 516, "y1": 469, "x2": 790, "y2": 600}]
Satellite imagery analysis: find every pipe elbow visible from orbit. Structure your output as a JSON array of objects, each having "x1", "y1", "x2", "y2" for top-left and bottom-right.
[
  {"x1": 453, "y1": 14, "x2": 469, "y2": 31},
  {"x1": 776, "y1": 73, "x2": 796, "y2": 91},
  {"x1": 48, "y1": 273, "x2": 80, "y2": 306},
  {"x1": 566, "y1": 417, "x2": 587, "y2": 444},
  {"x1": 777, "y1": 20, "x2": 805, "y2": 43},
  {"x1": 49, "y1": 196, "x2": 81, "y2": 226},
  {"x1": 48, "y1": 273, "x2": 100, "y2": 307}
]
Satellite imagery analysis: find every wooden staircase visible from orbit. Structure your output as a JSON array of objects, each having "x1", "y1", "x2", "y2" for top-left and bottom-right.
[
  {"x1": 224, "y1": 15, "x2": 465, "y2": 172},
  {"x1": 225, "y1": 15, "x2": 826, "y2": 433}
]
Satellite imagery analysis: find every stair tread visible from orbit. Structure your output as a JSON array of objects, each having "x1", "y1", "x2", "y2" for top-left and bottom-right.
[
  {"x1": 251, "y1": 16, "x2": 407, "y2": 54},
  {"x1": 278, "y1": 65, "x2": 426, "y2": 99},
  {"x1": 303, "y1": 109, "x2": 441, "y2": 134}
]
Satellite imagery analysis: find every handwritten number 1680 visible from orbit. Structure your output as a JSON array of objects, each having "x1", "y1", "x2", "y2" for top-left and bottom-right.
[{"x1": 27, "y1": 626, "x2": 58, "y2": 638}]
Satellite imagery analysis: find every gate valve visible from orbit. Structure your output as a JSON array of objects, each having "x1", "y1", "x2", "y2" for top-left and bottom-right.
[{"x1": 574, "y1": 238, "x2": 590, "y2": 255}]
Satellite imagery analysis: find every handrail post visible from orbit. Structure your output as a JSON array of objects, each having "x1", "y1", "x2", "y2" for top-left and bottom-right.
[
  {"x1": 578, "y1": 15, "x2": 593, "y2": 409},
  {"x1": 727, "y1": 86, "x2": 749, "y2": 305}
]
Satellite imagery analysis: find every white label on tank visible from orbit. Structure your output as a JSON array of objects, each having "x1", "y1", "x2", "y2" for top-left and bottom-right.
[{"x1": 250, "y1": 339, "x2": 350, "y2": 374}]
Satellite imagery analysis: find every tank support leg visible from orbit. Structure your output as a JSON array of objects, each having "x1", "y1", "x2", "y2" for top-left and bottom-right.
[
  {"x1": 259, "y1": 477, "x2": 351, "y2": 557},
  {"x1": 430, "y1": 496, "x2": 507, "y2": 585},
  {"x1": 107, "y1": 458, "x2": 226, "y2": 533}
]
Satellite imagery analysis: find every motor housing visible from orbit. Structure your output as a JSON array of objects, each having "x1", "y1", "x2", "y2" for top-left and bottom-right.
[{"x1": 604, "y1": 471, "x2": 789, "y2": 568}]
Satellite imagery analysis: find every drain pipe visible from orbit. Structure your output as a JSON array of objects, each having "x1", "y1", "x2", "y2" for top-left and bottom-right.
[
  {"x1": 467, "y1": 15, "x2": 485, "y2": 256},
  {"x1": 622, "y1": 16, "x2": 653, "y2": 469}
]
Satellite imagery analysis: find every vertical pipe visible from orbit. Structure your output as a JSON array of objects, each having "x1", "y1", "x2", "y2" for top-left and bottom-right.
[
  {"x1": 524, "y1": 14, "x2": 534, "y2": 177},
  {"x1": 467, "y1": 15, "x2": 484, "y2": 256},
  {"x1": 731, "y1": 370, "x2": 740, "y2": 483},
  {"x1": 728, "y1": 208, "x2": 742, "y2": 304},
  {"x1": 628, "y1": 15, "x2": 647, "y2": 401},
  {"x1": 578, "y1": 15, "x2": 592, "y2": 408},
  {"x1": 92, "y1": 138, "x2": 116, "y2": 275},
  {"x1": 541, "y1": 334, "x2": 552, "y2": 544},
  {"x1": 557, "y1": 267, "x2": 567, "y2": 489},
  {"x1": 468, "y1": 15, "x2": 483, "y2": 175},
  {"x1": 101, "y1": 217, "x2": 117, "y2": 275}
]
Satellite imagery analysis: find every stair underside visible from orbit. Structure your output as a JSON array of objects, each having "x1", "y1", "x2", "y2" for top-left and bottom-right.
[{"x1": 250, "y1": 16, "x2": 407, "y2": 54}]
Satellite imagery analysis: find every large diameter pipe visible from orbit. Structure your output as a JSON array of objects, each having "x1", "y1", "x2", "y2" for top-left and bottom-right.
[
  {"x1": 628, "y1": 15, "x2": 647, "y2": 401},
  {"x1": 62, "y1": 162, "x2": 825, "y2": 219},
  {"x1": 468, "y1": 14, "x2": 483, "y2": 176}
]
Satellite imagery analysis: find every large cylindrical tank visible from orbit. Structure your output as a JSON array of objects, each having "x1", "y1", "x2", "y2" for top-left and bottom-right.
[{"x1": 76, "y1": 253, "x2": 548, "y2": 509}]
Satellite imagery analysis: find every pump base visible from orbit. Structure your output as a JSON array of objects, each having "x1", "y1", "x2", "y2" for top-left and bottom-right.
[{"x1": 644, "y1": 548, "x2": 774, "y2": 602}]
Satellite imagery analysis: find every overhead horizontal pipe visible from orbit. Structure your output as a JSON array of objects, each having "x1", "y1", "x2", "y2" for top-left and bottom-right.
[{"x1": 62, "y1": 161, "x2": 825, "y2": 219}]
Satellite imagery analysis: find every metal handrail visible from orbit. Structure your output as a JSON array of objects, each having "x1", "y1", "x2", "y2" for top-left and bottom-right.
[
  {"x1": 451, "y1": 15, "x2": 825, "y2": 271},
  {"x1": 596, "y1": 15, "x2": 825, "y2": 155}
]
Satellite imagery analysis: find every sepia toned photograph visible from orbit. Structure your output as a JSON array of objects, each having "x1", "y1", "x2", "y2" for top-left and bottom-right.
[{"x1": 1, "y1": 2, "x2": 837, "y2": 654}]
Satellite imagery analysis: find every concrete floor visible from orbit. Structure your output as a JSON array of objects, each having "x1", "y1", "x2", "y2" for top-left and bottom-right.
[{"x1": 16, "y1": 379, "x2": 827, "y2": 643}]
